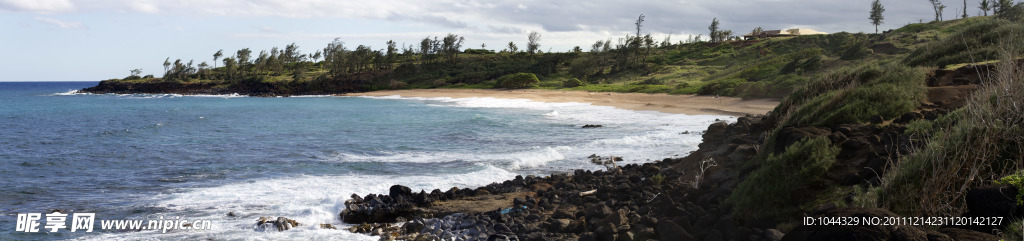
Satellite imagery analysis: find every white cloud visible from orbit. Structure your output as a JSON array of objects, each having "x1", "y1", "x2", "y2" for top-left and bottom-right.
[
  {"x1": 5, "y1": 0, "x2": 948, "y2": 51},
  {"x1": 34, "y1": 17, "x2": 87, "y2": 29},
  {"x1": 0, "y1": 0, "x2": 75, "y2": 14}
]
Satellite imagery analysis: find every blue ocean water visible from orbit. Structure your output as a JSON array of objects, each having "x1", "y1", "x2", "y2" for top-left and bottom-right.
[{"x1": 0, "y1": 82, "x2": 731, "y2": 240}]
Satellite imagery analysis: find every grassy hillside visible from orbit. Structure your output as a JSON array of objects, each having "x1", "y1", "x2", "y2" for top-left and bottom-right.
[
  {"x1": 724, "y1": 6, "x2": 1024, "y2": 239},
  {"x1": 90, "y1": 13, "x2": 974, "y2": 98}
]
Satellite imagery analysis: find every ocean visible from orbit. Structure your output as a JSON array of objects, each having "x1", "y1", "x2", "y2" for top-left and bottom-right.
[{"x1": 0, "y1": 82, "x2": 732, "y2": 240}]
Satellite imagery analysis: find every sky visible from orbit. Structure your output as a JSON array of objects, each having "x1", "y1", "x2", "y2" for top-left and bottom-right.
[{"x1": 0, "y1": 0, "x2": 980, "y2": 82}]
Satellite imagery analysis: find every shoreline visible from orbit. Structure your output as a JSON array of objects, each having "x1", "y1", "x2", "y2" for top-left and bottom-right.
[{"x1": 348, "y1": 89, "x2": 779, "y2": 117}]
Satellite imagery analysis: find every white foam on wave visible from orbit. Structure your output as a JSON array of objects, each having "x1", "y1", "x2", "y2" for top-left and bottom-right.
[
  {"x1": 188, "y1": 93, "x2": 246, "y2": 98},
  {"x1": 52, "y1": 89, "x2": 86, "y2": 96},
  {"x1": 351, "y1": 94, "x2": 734, "y2": 167},
  {"x1": 359, "y1": 95, "x2": 405, "y2": 100},
  {"x1": 80, "y1": 94, "x2": 735, "y2": 240},
  {"x1": 326, "y1": 146, "x2": 569, "y2": 171},
  {"x1": 80, "y1": 165, "x2": 517, "y2": 241}
]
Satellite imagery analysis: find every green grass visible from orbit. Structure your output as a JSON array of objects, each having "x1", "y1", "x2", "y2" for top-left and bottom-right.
[
  {"x1": 903, "y1": 119, "x2": 934, "y2": 137},
  {"x1": 729, "y1": 136, "x2": 840, "y2": 220},
  {"x1": 904, "y1": 17, "x2": 1024, "y2": 67},
  {"x1": 995, "y1": 171, "x2": 1024, "y2": 205},
  {"x1": 782, "y1": 63, "x2": 925, "y2": 127}
]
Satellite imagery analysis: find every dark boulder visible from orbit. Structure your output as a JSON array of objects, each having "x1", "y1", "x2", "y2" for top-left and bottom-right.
[
  {"x1": 937, "y1": 228, "x2": 1001, "y2": 241},
  {"x1": 390, "y1": 185, "x2": 413, "y2": 199},
  {"x1": 657, "y1": 220, "x2": 695, "y2": 241},
  {"x1": 964, "y1": 184, "x2": 1022, "y2": 231}
]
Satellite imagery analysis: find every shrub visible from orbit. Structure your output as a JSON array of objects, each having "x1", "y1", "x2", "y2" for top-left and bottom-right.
[
  {"x1": 839, "y1": 40, "x2": 869, "y2": 60},
  {"x1": 563, "y1": 78, "x2": 586, "y2": 88},
  {"x1": 729, "y1": 136, "x2": 840, "y2": 219},
  {"x1": 904, "y1": 18, "x2": 1024, "y2": 67},
  {"x1": 878, "y1": 48, "x2": 1024, "y2": 218},
  {"x1": 697, "y1": 78, "x2": 745, "y2": 96},
  {"x1": 995, "y1": 171, "x2": 1024, "y2": 205},
  {"x1": 783, "y1": 63, "x2": 925, "y2": 127},
  {"x1": 904, "y1": 119, "x2": 934, "y2": 137},
  {"x1": 639, "y1": 77, "x2": 665, "y2": 85},
  {"x1": 495, "y1": 73, "x2": 540, "y2": 89},
  {"x1": 651, "y1": 173, "x2": 666, "y2": 185}
]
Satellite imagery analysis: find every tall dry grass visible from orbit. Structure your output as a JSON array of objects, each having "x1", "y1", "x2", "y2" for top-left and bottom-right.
[{"x1": 878, "y1": 43, "x2": 1024, "y2": 217}]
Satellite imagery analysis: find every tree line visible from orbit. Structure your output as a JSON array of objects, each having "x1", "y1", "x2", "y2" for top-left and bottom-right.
[{"x1": 132, "y1": 15, "x2": 768, "y2": 92}]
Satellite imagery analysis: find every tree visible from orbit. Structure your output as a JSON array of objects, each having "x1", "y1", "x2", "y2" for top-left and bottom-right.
[
  {"x1": 929, "y1": 0, "x2": 946, "y2": 21},
  {"x1": 197, "y1": 62, "x2": 208, "y2": 79},
  {"x1": 385, "y1": 40, "x2": 397, "y2": 69},
  {"x1": 591, "y1": 40, "x2": 604, "y2": 53},
  {"x1": 441, "y1": 33, "x2": 464, "y2": 64},
  {"x1": 323, "y1": 38, "x2": 348, "y2": 77},
  {"x1": 527, "y1": 31, "x2": 541, "y2": 54},
  {"x1": 995, "y1": 0, "x2": 1014, "y2": 14},
  {"x1": 129, "y1": 68, "x2": 142, "y2": 78},
  {"x1": 751, "y1": 27, "x2": 764, "y2": 38},
  {"x1": 213, "y1": 49, "x2": 223, "y2": 68},
  {"x1": 962, "y1": 0, "x2": 968, "y2": 18},
  {"x1": 162, "y1": 58, "x2": 171, "y2": 76},
  {"x1": 420, "y1": 37, "x2": 433, "y2": 61},
  {"x1": 642, "y1": 34, "x2": 655, "y2": 62},
  {"x1": 507, "y1": 41, "x2": 519, "y2": 53},
  {"x1": 870, "y1": 0, "x2": 886, "y2": 33},
  {"x1": 222, "y1": 57, "x2": 237, "y2": 79},
  {"x1": 309, "y1": 50, "x2": 322, "y2": 63},
  {"x1": 716, "y1": 30, "x2": 733, "y2": 42},
  {"x1": 980, "y1": 0, "x2": 992, "y2": 16},
  {"x1": 708, "y1": 18, "x2": 720, "y2": 42},
  {"x1": 236, "y1": 48, "x2": 252, "y2": 65},
  {"x1": 634, "y1": 14, "x2": 645, "y2": 38},
  {"x1": 282, "y1": 43, "x2": 302, "y2": 64}
]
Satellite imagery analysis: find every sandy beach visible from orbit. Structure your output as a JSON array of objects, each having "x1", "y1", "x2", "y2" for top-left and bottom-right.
[{"x1": 350, "y1": 89, "x2": 779, "y2": 116}]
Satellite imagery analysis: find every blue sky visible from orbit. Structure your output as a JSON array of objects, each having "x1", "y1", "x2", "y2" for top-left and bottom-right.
[{"x1": 1, "y1": 0, "x2": 964, "y2": 82}]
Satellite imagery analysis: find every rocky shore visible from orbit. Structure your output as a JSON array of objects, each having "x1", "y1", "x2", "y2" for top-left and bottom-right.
[
  {"x1": 336, "y1": 113, "x2": 1018, "y2": 240},
  {"x1": 80, "y1": 79, "x2": 357, "y2": 97}
]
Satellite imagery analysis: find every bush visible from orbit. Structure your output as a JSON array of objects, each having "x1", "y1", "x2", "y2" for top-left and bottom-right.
[
  {"x1": 697, "y1": 78, "x2": 745, "y2": 96},
  {"x1": 904, "y1": 18, "x2": 1024, "y2": 67},
  {"x1": 639, "y1": 77, "x2": 665, "y2": 85},
  {"x1": 495, "y1": 73, "x2": 540, "y2": 89},
  {"x1": 563, "y1": 78, "x2": 586, "y2": 88},
  {"x1": 783, "y1": 63, "x2": 925, "y2": 127},
  {"x1": 839, "y1": 40, "x2": 869, "y2": 60},
  {"x1": 878, "y1": 50, "x2": 1024, "y2": 218},
  {"x1": 995, "y1": 171, "x2": 1024, "y2": 205},
  {"x1": 904, "y1": 119, "x2": 934, "y2": 137},
  {"x1": 729, "y1": 136, "x2": 840, "y2": 219},
  {"x1": 464, "y1": 49, "x2": 495, "y2": 54}
]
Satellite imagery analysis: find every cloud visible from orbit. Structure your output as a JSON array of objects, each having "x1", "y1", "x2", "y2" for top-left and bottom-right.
[
  {"x1": 0, "y1": 0, "x2": 75, "y2": 14},
  {"x1": 386, "y1": 12, "x2": 470, "y2": 29},
  {"x1": 7, "y1": 0, "x2": 950, "y2": 49},
  {"x1": 34, "y1": 17, "x2": 87, "y2": 29},
  {"x1": 257, "y1": 26, "x2": 280, "y2": 34}
]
